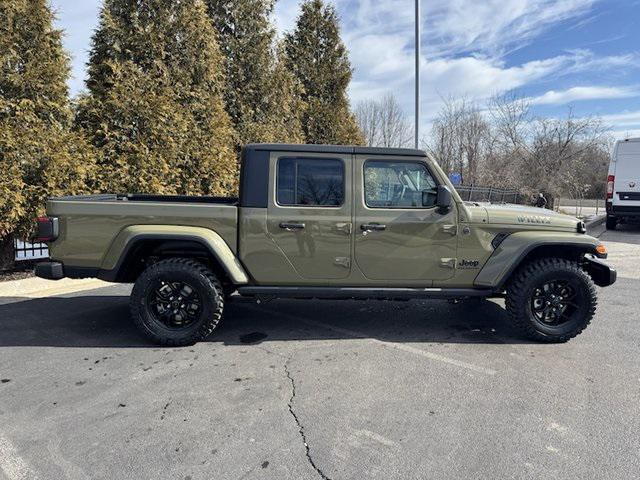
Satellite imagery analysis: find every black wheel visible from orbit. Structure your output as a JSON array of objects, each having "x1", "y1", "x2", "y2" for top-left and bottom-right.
[
  {"x1": 130, "y1": 258, "x2": 224, "y2": 346},
  {"x1": 606, "y1": 215, "x2": 617, "y2": 230},
  {"x1": 506, "y1": 258, "x2": 597, "y2": 343}
]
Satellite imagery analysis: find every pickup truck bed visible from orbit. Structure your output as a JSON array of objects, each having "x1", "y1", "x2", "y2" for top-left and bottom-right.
[{"x1": 46, "y1": 194, "x2": 240, "y2": 272}]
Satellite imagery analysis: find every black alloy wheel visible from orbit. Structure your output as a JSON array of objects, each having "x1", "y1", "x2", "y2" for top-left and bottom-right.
[
  {"x1": 147, "y1": 280, "x2": 202, "y2": 329},
  {"x1": 530, "y1": 279, "x2": 580, "y2": 327}
]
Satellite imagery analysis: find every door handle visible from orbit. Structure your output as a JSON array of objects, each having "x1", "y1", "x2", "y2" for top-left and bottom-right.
[
  {"x1": 360, "y1": 223, "x2": 386, "y2": 232},
  {"x1": 279, "y1": 222, "x2": 305, "y2": 231}
]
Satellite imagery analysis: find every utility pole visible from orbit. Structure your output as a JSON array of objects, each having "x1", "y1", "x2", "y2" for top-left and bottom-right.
[{"x1": 414, "y1": 0, "x2": 420, "y2": 148}]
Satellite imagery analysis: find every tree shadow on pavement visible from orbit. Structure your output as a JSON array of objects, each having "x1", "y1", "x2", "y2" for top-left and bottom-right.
[
  {"x1": 0, "y1": 295, "x2": 143, "y2": 348},
  {"x1": 0, "y1": 292, "x2": 533, "y2": 348}
]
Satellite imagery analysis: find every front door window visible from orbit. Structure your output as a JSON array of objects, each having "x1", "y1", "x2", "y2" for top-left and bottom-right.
[{"x1": 364, "y1": 160, "x2": 437, "y2": 208}]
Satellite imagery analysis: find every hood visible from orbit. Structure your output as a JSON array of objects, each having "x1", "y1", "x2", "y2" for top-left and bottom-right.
[{"x1": 469, "y1": 203, "x2": 582, "y2": 231}]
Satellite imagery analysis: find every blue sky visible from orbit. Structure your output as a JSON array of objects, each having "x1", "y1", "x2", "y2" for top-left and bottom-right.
[{"x1": 51, "y1": 0, "x2": 640, "y2": 139}]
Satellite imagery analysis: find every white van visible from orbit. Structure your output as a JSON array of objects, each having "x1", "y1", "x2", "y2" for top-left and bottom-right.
[{"x1": 606, "y1": 138, "x2": 640, "y2": 229}]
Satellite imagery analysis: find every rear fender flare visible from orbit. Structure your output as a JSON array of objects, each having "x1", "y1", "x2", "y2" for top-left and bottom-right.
[{"x1": 101, "y1": 225, "x2": 249, "y2": 284}]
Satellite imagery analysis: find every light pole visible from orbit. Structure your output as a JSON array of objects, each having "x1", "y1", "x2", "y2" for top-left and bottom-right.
[{"x1": 414, "y1": 0, "x2": 420, "y2": 149}]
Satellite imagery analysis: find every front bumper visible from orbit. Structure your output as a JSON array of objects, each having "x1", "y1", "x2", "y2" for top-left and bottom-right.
[
  {"x1": 35, "y1": 261, "x2": 65, "y2": 280},
  {"x1": 584, "y1": 256, "x2": 617, "y2": 287}
]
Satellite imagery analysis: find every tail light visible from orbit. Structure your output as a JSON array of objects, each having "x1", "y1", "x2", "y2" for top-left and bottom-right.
[
  {"x1": 34, "y1": 216, "x2": 59, "y2": 242},
  {"x1": 606, "y1": 175, "x2": 615, "y2": 199}
]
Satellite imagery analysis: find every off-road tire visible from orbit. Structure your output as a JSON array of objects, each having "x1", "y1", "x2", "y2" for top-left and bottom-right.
[
  {"x1": 130, "y1": 258, "x2": 224, "y2": 346},
  {"x1": 606, "y1": 215, "x2": 617, "y2": 230},
  {"x1": 506, "y1": 258, "x2": 597, "y2": 343}
]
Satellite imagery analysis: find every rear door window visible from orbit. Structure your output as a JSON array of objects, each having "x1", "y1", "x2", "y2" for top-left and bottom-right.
[{"x1": 277, "y1": 158, "x2": 344, "y2": 207}]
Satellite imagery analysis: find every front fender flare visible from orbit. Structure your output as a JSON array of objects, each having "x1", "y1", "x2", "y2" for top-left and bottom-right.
[
  {"x1": 101, "y1": 225, "x2": 249, "y2": 284},
  {"x1": 474, "y1": 231, "x2": 601, "y2": 290}
]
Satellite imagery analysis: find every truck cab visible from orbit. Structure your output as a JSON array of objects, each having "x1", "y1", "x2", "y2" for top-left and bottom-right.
[
  {"x1": 35, "y1": 144, "x2": 616, "y2": 346},
  {"x1": 238, "y1": 144, "x2": 458, "y2": 287}
]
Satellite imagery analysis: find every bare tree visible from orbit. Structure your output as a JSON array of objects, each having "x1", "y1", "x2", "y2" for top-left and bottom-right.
[
  {"x1": 425, "y1": 96, "x2": 491, "y2": 185},
  {"x1": 525, "y1": 109, "x2": 608, "y2": 199},
  {"x1": 426, "y1": 92, "x2": 611, "y2": 203},
  {"x1": 355, "y1": 93, "x2": 412, "y2": 148},
  {"x1": 378, "y1": 94, "x2": 413, "y2": 148},
  {"x1": 355, "y1": 99, "x2": 380, "y2": 147},
  {"x1": 488, "y1": 92, "x2": 531, "y2": 154}
]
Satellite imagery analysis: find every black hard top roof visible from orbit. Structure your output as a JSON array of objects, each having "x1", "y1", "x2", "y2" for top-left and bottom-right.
[{"x1": 244, "y1": 143, "x2": 428, "y2": 157}]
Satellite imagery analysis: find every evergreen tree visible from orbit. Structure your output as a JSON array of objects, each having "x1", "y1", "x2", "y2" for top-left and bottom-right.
[
  {"x1": 285, "y1": 0, "x2": 363, "y2": 145},
  {"x1": 0, "y1": 0, "x2": 92, "y2": 267},
  {"x1": 205, "y1": 0, "x2": 304, "y2": 144},
  {"x1": 241, "y1": 43, "x2": 307, "y2": 144},
  {"x1": 78, "y1": 0, "x2": 237, "y2": 196}
]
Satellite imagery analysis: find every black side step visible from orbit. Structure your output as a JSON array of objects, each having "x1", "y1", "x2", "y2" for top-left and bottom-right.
[{"x1": 236, "y1": 286, "x2": 494, "y2": 300}]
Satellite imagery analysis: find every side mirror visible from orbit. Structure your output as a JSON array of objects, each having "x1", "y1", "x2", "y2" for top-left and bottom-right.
[{"x1": 436, "y1": 185, "x2": 452, "y2": 214}]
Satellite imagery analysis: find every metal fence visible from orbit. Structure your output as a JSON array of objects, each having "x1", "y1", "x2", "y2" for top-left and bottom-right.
[
  {"x1": 14, "y1": 239, "x2": 49, "y2": 261},
  {"x1": 455, "y1": 186, "x2": 524, "y2": 205}
]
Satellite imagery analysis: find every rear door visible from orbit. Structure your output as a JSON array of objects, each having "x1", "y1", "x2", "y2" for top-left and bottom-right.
[
  {"x1": 266, "y1": 152, "x2": 352, "y2": 280},
  {"x1": 353, "y1": 155, "x2": 457, "y2": 283},
  {"x1": 613, "y1": 140, "x2": 640, "y2": 208}
]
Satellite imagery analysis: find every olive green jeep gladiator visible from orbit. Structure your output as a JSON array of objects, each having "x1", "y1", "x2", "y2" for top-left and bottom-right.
[{"x1": 35, "y1": 144, "x2": 616, "y2": 345}]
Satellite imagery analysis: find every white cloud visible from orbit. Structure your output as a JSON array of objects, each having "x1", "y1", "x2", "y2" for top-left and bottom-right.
[
  {"x1": 563, "y1": 49, "x2": 640, "y2": 72},
  {"x1": 529, "y1": 86, "x2": 640, "y2": 105},
  {"x1": 601, "y1": 110, "x2": 640, "y2": 128},
  {"x1": 273, "y1": 0, "x2": 640, "y2": 134},
  {"x1": 423, "y1": 0, "x2": 598, "y2": 56},
  {"x1": 611, "y1": 129, "x2": 640, "y2": 140},
  {"x1": 590, "y1": 111, "x2": 640, "y2": 140},
  {"x1": 349, "y1": 47, "x2": 633, "y2": 122}
]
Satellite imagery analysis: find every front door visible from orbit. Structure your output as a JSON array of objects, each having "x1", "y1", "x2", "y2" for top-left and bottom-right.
[
  {"x1": 353, "y1": 155, "x2": 457, "y2": 283},
  {"x1": 267, "y1": 153, "x2": 352, "y2": 280}
]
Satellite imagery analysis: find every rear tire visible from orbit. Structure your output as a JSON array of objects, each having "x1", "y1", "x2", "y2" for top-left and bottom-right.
[
  {"x1": 506, "y1": 258, "x2": 597, "y2": 343},
  {"x1": 606, "y1": 215, "x2": 617, "y2": 230},
  {"x1": 130, "y1": 258, "x2": 224, "y2": 346}
]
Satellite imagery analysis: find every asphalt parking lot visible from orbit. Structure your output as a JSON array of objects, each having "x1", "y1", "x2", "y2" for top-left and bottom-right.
[{"x1": 1, "y1": 224, "x2": 639, "y2": 480}]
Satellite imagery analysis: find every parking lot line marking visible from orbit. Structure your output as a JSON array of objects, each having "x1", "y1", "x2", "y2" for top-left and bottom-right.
[
  {"x1": 247, "y1": 306, "x2": 497, "y2": 376},
  {"x1": 297, "y1": 316, "x2": 497, "y2": 376},
  {"x1": 353, "y1": 429, "x2": 397, "y2": 447},
  {"x1": 0, "y1": 435, "x2": 38, "y2": 480}
]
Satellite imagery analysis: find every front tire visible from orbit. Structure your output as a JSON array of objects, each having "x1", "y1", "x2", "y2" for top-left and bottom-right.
[
  {"x1": 130, "y1": 258, "x2": 224, "y2": 346},
  {"x1": 506, "y1": 258, "x2": 597, "y2": 343},
  {"x1": 606, "y1": 215, "x2": 617, "y2": 230}
]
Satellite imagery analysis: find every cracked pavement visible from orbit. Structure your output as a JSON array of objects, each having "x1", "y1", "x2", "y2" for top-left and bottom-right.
[
  {"x1": 284, "y1": 358, "x2": 332, "y2": 480},
  {"x1": 0, "y1": 224, "x2": 639, "y2": 479}
]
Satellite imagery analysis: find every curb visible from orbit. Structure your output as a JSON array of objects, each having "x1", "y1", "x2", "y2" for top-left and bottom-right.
[
  {"x1": 585, "y1": 215, "x2": 606, "y2": 238},
  {"x1": 585, "y1": 214, "x2": 606, "y2": 229}
]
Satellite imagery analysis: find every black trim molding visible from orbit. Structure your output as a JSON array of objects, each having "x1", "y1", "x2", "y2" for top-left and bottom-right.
[
  {"x1": 240, "y1": 148, "x2": 270, "y2": 208},
  {"x1": 237, "y1": 286, "x2": 494, "y2": 300}
]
